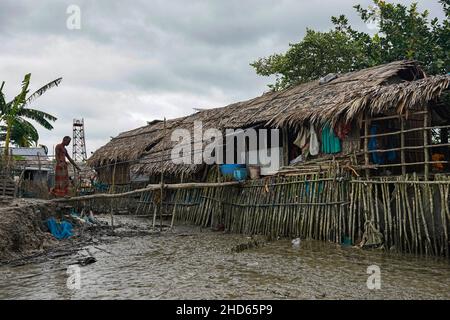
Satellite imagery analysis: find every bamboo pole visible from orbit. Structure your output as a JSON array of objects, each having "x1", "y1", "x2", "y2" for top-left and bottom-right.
[
  {"x1": 170, "y1": 172, "x2": 184, "y2": 229},
  {"x1": 438, "y1": 179, "x2": 449, "y2": 257},
  {"x1": 359, "y1": 161, "x2": 448, "y2": 169},
  {"x1": 424, "y1": 107, "x2": 430, "y2": 180},
  {"x1": 397, "y1": 178, "x2": 405, "y2": 252},
  {"x1": 408, "y1": 176, "x2": 417, "y2": 255},
  {"x1": 349, "y1": 178, "x2": 355, "y2": 243},
  {"x1": 360, "y1": 123, "x2": 450, "y2": 139},
  {"x1": 53, "y1": 181, "x2": 240, "y2": 202},
  {"x1": 242, "y1": 177, "x2": 340, "y2": 188},
  {"x1": 110, "y1": 157, "x2": 117, "y2": 228},
  {"x1": 159, "y1": 117, "x2": 167, "y2": 231},
  {"x1": 362, "y1": 142, "x2": 450, "y2": 154},
  {"x1": 412, "y1": 173, "x2": 422, "y2": 255},
  {"x1": 426, "y1": 183, "x2": 438, "y2": 255},
  {"x1": 360, "y1": 111, "x2": 428, "y2": 123},
  {"x1": 401, "y1": 178, "x2": 412, "y2": 253},
  {"x1": 364, "y1": 115, "x2": 370, "y2": 178},
  {"x1": 351, "y1": 179, "x2": 450, "y2": 185},
  {"x1": 380, "y1": 178, "x2": 389, "y2": 248},
  {"x1": 415, "y1": 176, "x2": 432, "y2": 255},
  {"x1": 444, "y1": 181, "x2": 450, "y2": 257},
  {"x1": 400, "y1": 114, "x2": 406, "y2": 176},
  {"x1": 282, "y1": 126, "x2": 289, "y2": 167}
]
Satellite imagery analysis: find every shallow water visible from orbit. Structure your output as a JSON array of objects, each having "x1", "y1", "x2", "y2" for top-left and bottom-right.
[{"x1": 0, "y1": 216, "x2": 449, "y2": 300}]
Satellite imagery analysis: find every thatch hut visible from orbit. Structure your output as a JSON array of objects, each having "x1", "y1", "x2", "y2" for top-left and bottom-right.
[{"x1": 88, "y1": 60, "x2": 450, "y2": 185}]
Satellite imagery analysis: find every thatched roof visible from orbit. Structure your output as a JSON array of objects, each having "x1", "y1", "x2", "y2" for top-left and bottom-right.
[{"x1": 88, "y1": 60, "x2": 450, "y2": 177}]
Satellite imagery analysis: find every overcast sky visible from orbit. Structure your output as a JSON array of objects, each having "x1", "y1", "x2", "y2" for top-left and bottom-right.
[{"x1": 0, "y1": 0, "x2": 445, "y2": 156}]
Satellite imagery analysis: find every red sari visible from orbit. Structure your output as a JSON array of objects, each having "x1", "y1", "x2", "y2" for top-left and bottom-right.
[
  {"x1": 52, "y1": 162, "x2": 69, "y2": 197},
  {"x1": 51, "y1": 143, "x2": 70, "y2": 197}
]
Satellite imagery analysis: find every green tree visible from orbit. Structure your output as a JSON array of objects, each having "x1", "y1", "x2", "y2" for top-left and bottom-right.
[
  {"x1": 252, "y1": 0, "x2": 449, "y2": 90},
  {"x1": 251, "y1": 27, "x2": 371, "y2": 90},
  {"x1": 0, "y1": 74, "x2": 61, "y2": 155},
  {"x1": 355, "y1": 0, "x2": 449, "y2": 74}
]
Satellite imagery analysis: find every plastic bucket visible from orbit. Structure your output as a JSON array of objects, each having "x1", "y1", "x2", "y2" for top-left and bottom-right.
[
  {"x1": 233, "y1": 168, "x2": 248, "y2": 181},
  {"x1": 248, "y1": 165, "x2": 261, "y2": 180},
  {"x1": 220, "y1": 164, "x2": 245, "y2": 176}
]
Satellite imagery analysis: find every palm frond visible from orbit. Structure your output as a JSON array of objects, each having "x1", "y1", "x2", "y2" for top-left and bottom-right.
[
  {"x1": 24, "y1": 77, "x2": 62, "y2": 106},
  {"x1": 10, "y1": 73, "x2": 31, "y2": 114},
  {"x1": 19, "y1": 108, "x2": 57, "y2": 130},
  {"x1": 0, "y1": 82, "x2": 7, "y2": 116},
  {"x1": 0, "y1": 117, "x2": 39, "y2": 147},
  {"x1": 15, "y1": 118, "x2": 39, "y2": 145}
]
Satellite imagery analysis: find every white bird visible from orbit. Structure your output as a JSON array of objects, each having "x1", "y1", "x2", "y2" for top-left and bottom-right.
[{"x1": 291, "y1": 238, "x2": 301, "y2": 247}]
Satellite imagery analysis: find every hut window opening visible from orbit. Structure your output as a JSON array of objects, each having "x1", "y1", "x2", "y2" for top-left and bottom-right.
[
  {"x1": 359, "y1": 106, "x2": 450, "y2": 178},
  {"x1": 429, "y1": 104, "x2": 450, "y2": 173}
]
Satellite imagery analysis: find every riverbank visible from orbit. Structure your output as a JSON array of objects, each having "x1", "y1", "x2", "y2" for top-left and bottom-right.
[
  {"x1": 0, "y1": 197, "x2": 158, "y2": 266},
  {"x1": 1, "y1": 197, "x2": 449, "y2": 299},
  {"x1": 0, "y1": 197, "x2": 61, "y2": 263}
]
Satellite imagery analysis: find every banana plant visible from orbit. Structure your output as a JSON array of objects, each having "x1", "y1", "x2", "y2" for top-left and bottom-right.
[{"x1": 0, "y1": 74, "x2": 62, "y2": 156}]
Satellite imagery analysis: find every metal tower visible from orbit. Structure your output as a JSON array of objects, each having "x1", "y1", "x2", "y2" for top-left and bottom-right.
[{"x1": 72, "y1": 118, "x2": 87, "y2": 162}]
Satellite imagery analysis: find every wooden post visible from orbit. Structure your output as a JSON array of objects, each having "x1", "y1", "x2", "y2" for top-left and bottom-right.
[
  {"x1": 282, "y1": 126, "x2": 290, "y2": 167},
  {"x1": 159, "y1": 118, "x2": 167, "y2": 231},
  {"x1": 209, "y1": 165, "x2": 222, "y2": 229},
  {"x1": 424, "y1": 107, "x2": 430, "y2": 180},
  {"x1": 170, "y1": 172, "x2": 184, "y2": 230},
  {"x1": 364, "y1": 116, "x2": 370, "y2": 178},
  {"x1": 400, "y1": 114, "x2": 406, "y2": 176},
  {"x1": 110, "y1": 157, "x2": 117, "y2": 228}
]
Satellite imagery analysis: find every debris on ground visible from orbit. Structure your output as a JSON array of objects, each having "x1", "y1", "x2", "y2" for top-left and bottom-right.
[
  {"x1": 231, "y1": 235, "x2": 269, "y2": 253},
  {"x1": 0, "y1": 196, "x2": 159, "y2": 266}
]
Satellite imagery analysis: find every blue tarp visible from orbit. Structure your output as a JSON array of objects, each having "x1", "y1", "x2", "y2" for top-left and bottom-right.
[
  {"x1": 369, "y1": 124, "x2": 397, "y2": 164},
  {"x1": 321, "y1": 123, "x2": 341, "y2": 154},
  {"x1": 46, "y1": 218, "x2": 73, "y2": 240},
  {"x1": 305, "y1": 181, "x2": 324, "y2": 195}
]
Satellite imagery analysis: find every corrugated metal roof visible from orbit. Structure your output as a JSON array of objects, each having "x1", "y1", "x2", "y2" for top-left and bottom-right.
[{"x1": 10, "y1": 147, "x2": 47, "y2": 156}]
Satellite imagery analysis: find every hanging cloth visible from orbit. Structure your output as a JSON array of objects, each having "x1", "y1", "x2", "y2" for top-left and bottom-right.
[
  {"x1": 335, "y1": 122, "x2": 351, "y2": 140},
  {"x1": 294, "y1": 126, "x2": 311, "y2": 158},
  {"x1": 321, "y1": 123, "x2": 341, "y2": 154},
  {"x1": 309, "y1": 125, "x2": 319, "y2": 156},
  {"x1": 293, "y1": 126, "x2": 309, "y2": 149},
  {"x1": 368, "y1": 124, "x2": 385, "y2": 164},
  {"x1": 386, "y1": 142, "x2": 397, "y2": 162}
]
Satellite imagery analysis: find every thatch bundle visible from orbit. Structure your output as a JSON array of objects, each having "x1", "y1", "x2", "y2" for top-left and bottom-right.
[{"x1": 88, "y1": 60, "x2": 450, "y2": 177}]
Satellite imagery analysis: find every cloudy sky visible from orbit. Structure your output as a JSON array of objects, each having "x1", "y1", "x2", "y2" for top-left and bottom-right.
[{"x1": 0, "y1": 0, "x2": 445, "y2": 156}]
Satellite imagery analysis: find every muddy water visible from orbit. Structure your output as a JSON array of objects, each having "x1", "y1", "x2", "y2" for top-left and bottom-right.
[{"x1": 0, "y1": 216, "x2": 449, "y2": 300}]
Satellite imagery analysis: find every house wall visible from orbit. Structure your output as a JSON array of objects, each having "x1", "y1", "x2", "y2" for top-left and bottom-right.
[
  {"x1": 342, "y1": 125, "x2": 360, "y2": 155},
  {"x1": 97, "y1": 163, "x2": 130, "y2": 185},
  {"x1": 404, "y1": 111, "x2": 425, "y2": 172}
]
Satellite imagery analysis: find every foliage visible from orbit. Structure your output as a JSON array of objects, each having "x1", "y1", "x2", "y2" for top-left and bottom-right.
[
  {"x1": 0, "y1": 118, "x2": 39, "y2": 147},
  {"x1": 0, "y1": 74, "x2": 61, "y2": 155},
  {"x1": 251, "y1": 0, "x2": 450, "y2": 90}
]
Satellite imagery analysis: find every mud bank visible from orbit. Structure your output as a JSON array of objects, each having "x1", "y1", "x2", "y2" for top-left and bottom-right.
[
  {"x1": 0, "y1": 197, "x2": 157, "y2": 266},
  {"x1": 0, "y1": 197, "x2": 61, "y2": 263}
]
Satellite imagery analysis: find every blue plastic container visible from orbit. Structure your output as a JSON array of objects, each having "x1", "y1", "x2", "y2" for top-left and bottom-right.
[
  {"x1": 233, "y1": 168, "x2": 248, "y2": 181},
  {"x1": 341, "y1": 236, "x2": 353, "y2": 246},
  {"x1": 220, "y1": 164, "x2": 245, "y2": 176}
]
